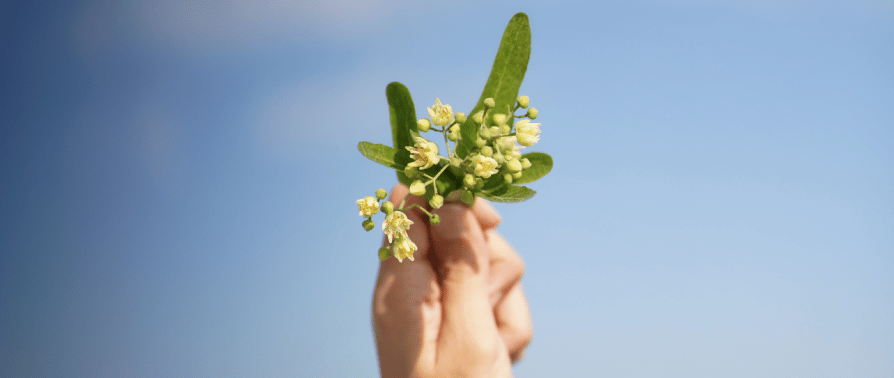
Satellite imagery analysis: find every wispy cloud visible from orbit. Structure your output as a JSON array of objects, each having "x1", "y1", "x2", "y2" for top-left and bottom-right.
[{"x1": 128, "y1": 0, "x2": 414, "y2": 53}]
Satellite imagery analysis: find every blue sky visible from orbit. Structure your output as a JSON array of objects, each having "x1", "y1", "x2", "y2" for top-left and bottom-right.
[{"x1": 1, "y1": 1, "x2": 892, "y2": 377}]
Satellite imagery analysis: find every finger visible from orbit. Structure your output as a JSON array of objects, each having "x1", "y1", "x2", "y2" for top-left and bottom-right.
[
  {"x1": 494, "y1": 283, "x2": 532, "y2": 364},
  {"x1": 444, "y1": 193, "x2": 501, "y2": 231},
  {"x1": 485, "y1": 231, "x2": 531, "y2": 363},
  {"x1": 471, "y1": 199, "x2": 501, "y2": 232},
  {"x1": 372, "y1": 184, "x2": 441, "y2": 374},
  {"x1": 429, "y1": 203, "x2": 503, "y2": 361},
  {"x1": 485, "y1": 230, "x2": 524, "y2": 306}
]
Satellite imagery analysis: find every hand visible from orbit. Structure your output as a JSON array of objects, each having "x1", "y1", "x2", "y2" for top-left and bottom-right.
[{"x1": 373, "y1": 185, "x2": 532, "y2": 377}]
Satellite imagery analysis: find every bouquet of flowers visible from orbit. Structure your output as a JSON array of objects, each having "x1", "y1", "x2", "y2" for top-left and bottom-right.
[{"x1": 355, "y1": 13, "x2": 553, "y2": 262}]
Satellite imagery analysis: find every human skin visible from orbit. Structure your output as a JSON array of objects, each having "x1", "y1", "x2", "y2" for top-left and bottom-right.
[{"x1": 373, "y1": 185, "x2": 532, "y2": 377}]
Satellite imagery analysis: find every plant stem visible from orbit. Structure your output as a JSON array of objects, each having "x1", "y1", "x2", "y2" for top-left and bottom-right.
[
  {"x1": 404, "y1": 203, "x2": 433, "y2": 218},
  {"x1": 442, "y1": 125, "x2": 453, "y2": 157},
  {"x1": 427, "y1": 164, "x2": 451, "y2": 185}
]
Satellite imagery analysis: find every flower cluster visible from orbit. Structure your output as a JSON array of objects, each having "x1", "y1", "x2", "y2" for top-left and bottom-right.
[
  {"x1": 405, "y1": 96, "x2": 541, "y2": 206},
  {"x1": 356, "y1": 187, "x2": 439, "y2": 262},
  {"x1": 357, "y1": 95, "x2": 542, "y2": 262}
]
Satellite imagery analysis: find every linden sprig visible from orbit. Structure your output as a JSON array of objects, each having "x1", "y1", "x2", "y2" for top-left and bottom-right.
[
  {"x1": 355, "y1": 13, "x2": 553, "y2": 262},
  {"x1": 356, "y1": 187, "x2": 440, "y2": 262}
]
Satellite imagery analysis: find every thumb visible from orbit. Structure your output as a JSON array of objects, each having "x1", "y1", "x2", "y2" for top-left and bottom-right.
[{"x1": 430, "y1": 204, "x2": 501, "y2": 355}]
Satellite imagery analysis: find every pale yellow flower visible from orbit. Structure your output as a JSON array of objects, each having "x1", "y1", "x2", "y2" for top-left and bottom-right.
[
  {"x1": 393, "y1": 234, "x2": 417, "y2": 262},
  {"x1": 405, "y1": 136, "x2": 440, "y2": 170},
  {"x1": 356, "y1": 196, "x2": 379, "y2": 217},
  {"x1": 382, "y1": 210, "x2": 413, "y2": 243},
  {"x1": 495, "y1": 136, "x2": 521, "y2": 156},
  {"x1": 471, "y1": 155, "x2": 500, "y2": 178},
  {"x1": 427, "y1": 98, "x2": 454, "y2": 127},
  {"x1": 515, "y1": 119, "x2": 541, "y2": 147}
]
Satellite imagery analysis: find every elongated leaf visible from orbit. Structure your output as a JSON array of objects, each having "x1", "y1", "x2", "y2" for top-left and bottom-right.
[
  {"x1": 460, "y1": 13, "x2": 531, "y2": 156},
  {"x1": 357, "y1": 142, "x2": 402, "y2": 170},
  {"x1": 387, "y1": 82, "x2": 419, "y2": 174},
  {"x1": 514, "y1": 152, "x2": 553, "y2": 184},
  {"x1": 478, "y1": 185, "x2": 536, "y2": 203}
]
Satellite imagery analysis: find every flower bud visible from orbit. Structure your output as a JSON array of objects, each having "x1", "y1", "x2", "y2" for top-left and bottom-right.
[
  {"x1": 526, "y1": 107, "x2": 538, "y2": 119},
  {"x1": 375, "y1": 188, "x2": 387, "y2": 201},
  {"x1": 404, "y1": 167, "x2": 420, "y2": 179},
  {"x1": 500, "y1": 124, "x2": 511, "y2": 135},
  {"x1": 417, "y1": 118, "x2": 431, "y2": 132},
  {"x1": 506, "y1": 158, "x2": 523, "y2": 173},
  {"x1": 455, "y1": 112, "x2": 466, "y2": 123},
  {"x1": 430, "y1": 194, "x2": 444, "y2": 209},
  {"x1": 363, "y1": 219, "x2": 375, "y2": 231},
  {"x1": 463, "y1": 174, "x2": 477, "y2": 189},
  {"x1": 493, "y1": 152, "x2": 505, "y2": 165},
  {"x1": 448, "y1": 128, "x2": 460, "y2": 141},
  {"x1": 489, "y1": 126, "x2": 501, "y2": 137},
  {"x1": 521, "y1": 158, "x2": 532, "y2": 169},
  {"x1": 512, "y1": 171, "x2": 522, "y2": 179},
  {"x1": 450, "y1": 157, "x2": 462, "y2": 168},
  {"x1": 472, "y1": 111, "x2": 484, "y2": 124},
  {"x1": 480, "y1": 146, "x2": 493, "y2": 157},
  {"x1": 483, "y1": 98, "x2": 495, "y2": 108},
  {"x1": 474, "y1": 178, "x2": 485, "y2": 189},
  {"x1": 461, "y1": 190, "x2": 476, "y2": 205},
  {"x1": 378, "y1": 247, "x2": 391, "y2": 261},
  {"x1": 503, "y1": 173, "x2": 513, "y2": 184},
  {"x1": 475, "y1": 137, "x2": 487, "y2": 148},
  {"x1": 478, "y1": 125, "x2": 491, "y2": 139},
  {"x1": 511, "y1": 149, "x2": 521, "y2": 159},
  {"x1": 410, "y1": 180, "x2": 426, "y2": 196},
  {"x1": 381, "y1": 201, "x2": 394, "y2": 214},
  {"x1": 493, "y1": 113, "x2": 507, "y2": 125},
  {"x1": 429, "y1": 214, "x2": 441, "y2": 225},
  {"x1": 517, "y1": 95, "x2": 530, "y2": 108}
]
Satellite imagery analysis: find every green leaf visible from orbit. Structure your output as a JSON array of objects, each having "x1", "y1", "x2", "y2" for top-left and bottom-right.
[
  {"x1": 460, "y1": 12, "x2": 531, "y2": 156},
  {"x1": 386, "y1": 82, "x2": 419, "y2": 175},
  {"x1": 357, "y1": 142, "x2": 402, "y2": 170},
  {"x1": 514, "y1": 152, "x2": 553, "y2": 185},
  {"x1": 478, "y1": 184, "x2": 536, "y2": 203},
  {"x1": 396, "y1": 170, "x2": 413, "y2": 187},
  {"x1": 479, "y1": 171, "x2": 505, "y2": 191}
]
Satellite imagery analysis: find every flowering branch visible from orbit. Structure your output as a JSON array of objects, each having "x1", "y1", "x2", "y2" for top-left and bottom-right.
[{"x1": 354, "y1": 13, "x2": 553, "y2": 262}]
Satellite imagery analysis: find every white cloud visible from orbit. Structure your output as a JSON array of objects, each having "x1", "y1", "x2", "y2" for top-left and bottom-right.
[
  {"x1": 129, "y1": 0, "x2": 410, "y2": 52},
  {"x1": 75, "y1": 0, "x2": 429, "y2": 57}
]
